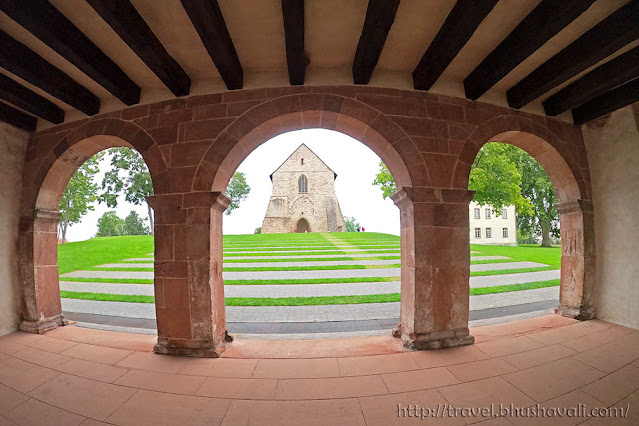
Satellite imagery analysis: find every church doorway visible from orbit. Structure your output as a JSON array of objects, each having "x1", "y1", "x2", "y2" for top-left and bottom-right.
[{"x1": 296, "y1": 218, "x2": 310, "y2": 233}]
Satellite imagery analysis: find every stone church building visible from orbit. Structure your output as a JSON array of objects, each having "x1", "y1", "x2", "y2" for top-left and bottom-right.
[{"x1": 262, "y1": 144, "x2": 346, "y2": 233}]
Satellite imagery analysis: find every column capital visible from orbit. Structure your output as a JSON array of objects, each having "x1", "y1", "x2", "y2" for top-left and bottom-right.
[
  {"x1": 556, "y1": 199, "x2": 593, "y2": 214},
  {"x1": 391, "y1": 187, "x2": 413, "y2": 208},
  {"x1": 21, "y1": 208, "x2": 62, "y2": 222}
]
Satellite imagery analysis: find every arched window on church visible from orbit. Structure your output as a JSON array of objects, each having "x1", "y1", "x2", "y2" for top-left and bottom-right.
[{"x1": 298, "y1": 175, "x2": 308, "y2": 193}]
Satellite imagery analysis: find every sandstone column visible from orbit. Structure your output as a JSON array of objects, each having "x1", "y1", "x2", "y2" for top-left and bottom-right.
[
  {"x1": 148, "y1": 191, "x2": 231, "y2": 357},
  {"x1": 392, "y1": 187, "x2": 474, "y2": 349},
  {"x1": 19, "y1": 209, "x2": 67, "y2": 333},
  {"x1": 555, "y1": 199, "x2": 596, "y2": 320}
]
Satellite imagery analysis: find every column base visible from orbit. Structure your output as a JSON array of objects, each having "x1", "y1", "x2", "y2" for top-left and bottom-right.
[
  {"x1": 394, "y1": 326, "x2": 474, "y2": 350},
  {"x1": 154, "y1": 336, "x2": 226, "y2": 358},
  {"x1": 20, "y1": 314, "x2": 68, "y2": 334},
  {"x1": 556, "y1": 304, "x2": 596, "y2": 321}
]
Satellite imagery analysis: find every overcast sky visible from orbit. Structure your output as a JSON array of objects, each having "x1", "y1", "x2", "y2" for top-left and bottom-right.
[{"x1": 65, "y1": 129, "x2": 400, "y2": 242}]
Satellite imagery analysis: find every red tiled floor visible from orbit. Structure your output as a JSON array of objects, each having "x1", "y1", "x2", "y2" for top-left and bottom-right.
[{"x1": 0, "y1": 315, "x2": 635, "y2": 425}]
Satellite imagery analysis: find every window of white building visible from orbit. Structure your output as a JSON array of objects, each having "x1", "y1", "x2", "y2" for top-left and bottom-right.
[
  {"x1": 486, "y1": 227, "x2": 492, "y2": 238},
  {"x1": 485, "y1": 208, "x2": 491, "y2": 219},
  {"x1": 503, "y1": 228, "x2": 508, "y2": 238},
  {"x1": 475, "y1": 228, "x2": 481, "y2": 238},
  {"x1": 298, "y1": 175, "x2": 308, "y2": 193},
  {"x1": 502, "y1": 208, "x2": 507, "y2": 218},
  {"x1": 474, "y1": 208, "x2": 480, "y2": 219}
]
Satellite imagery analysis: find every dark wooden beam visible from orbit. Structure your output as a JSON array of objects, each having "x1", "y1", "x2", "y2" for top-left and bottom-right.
[
  {"x1": 281, "y1": 0, "x2": 309, "y2": 85},
  {"x1": 180, "y1": 0, "x2": 243, "y2": 90},
  {"x1": 572, "y1": 77, "x2": 639, "y2": 125},
  {"x1": 412, "y1": 0, "x2": 498, "y2": 91},
  {"x1": 353, "y1": 0, "x2": 400, "y2": 85},
  {"x1": 0, "y1": 30, "x2": 100, "y2": 116},
  {"x1": 87, "y1": 0, "x2": 191, "y2": 97},
  {"x1": 544, "y1": 46, "x2": 639, "y2": 116},
  {"x1": 464, "y1": 0, "x2": 596, "y2": 100},
  {"x1": 0, "y1": 100, "x2": 37, "y2": 132},
  {"x1": 0, "y1": 73, "x2": 64, "y2": 124},
  {"x1": 507, "y1": 0, "x2": 639, "y2": 109},
  {"x1": 0, "y1": 0, "x2": 140, "y2": 105}
]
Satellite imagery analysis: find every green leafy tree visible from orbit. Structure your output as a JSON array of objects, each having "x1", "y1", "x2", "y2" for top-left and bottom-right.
[
  {"x1": 344, "y1": 216, "x2": 361, "y2": 232},
  {"x1": 101, "y1": 148, "x2": 154, "y2": 232},
  {"x1": 58, "y1": 153, "x2": 103, "y2": 244},
  {"x1": 123, "y1": 211, "x2": 150, "y2": 235},
  {"x1": 254, "y1": 227, "x2": 262, "y2": 234},
  {"x1": 95, "y1": 211, "x2": 125, "y2": 237},
  {"x1": 372, "y1": 161, "x2": 397, "y2": 199},
  {"x1": 225, "y1": 172, "x2": 251, "y2": 215}
]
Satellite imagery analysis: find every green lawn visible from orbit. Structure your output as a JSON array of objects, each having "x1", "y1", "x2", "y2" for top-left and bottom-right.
[{"x1": 58, "y1": 236, "x2": 153, "y2": 275}]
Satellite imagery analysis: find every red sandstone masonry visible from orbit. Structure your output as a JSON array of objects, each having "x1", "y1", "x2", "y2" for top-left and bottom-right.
[{"x1": 20, "y1": 85, "x2": 595, "y2": 353}]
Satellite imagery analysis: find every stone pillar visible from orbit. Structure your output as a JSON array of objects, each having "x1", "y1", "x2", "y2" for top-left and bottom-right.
[
  {"x1": 19, "y1": 209, "x2": 67, "y2": 333},
  {"x1": 392, "y1": 187, "x2": 475, "y2": 350},
  {"x1": 147, "y1": 192, "x2": 231, "y2": 357},
  {"x1": 555, "y1": 199, "x2": 596, "y2": 320}
]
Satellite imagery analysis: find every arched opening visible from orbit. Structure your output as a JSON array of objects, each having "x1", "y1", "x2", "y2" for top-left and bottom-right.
[
  {"x1": 454, "y1": 125, "x2": 595, "y2": 323},
  {"x1": 298, "y1": 175, "x2": 308, "y2": 193},
  {"x1": 18, "y1": 120, "x2": 166, "y2": 334},
  {"x1": 296, "y1": 218, "x2": 310, "y2": 233}
]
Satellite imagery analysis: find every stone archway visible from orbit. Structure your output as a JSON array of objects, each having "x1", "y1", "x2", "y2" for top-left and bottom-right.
[
  {"x1": 296, "y1": 218, "x2": 310, "y2": 233},
  {"x1": 452, "y1": 117, "x2": 595, "y2": 320},
  {"x1": 18, "y1": 118, "x2": 167, "y2": 333}
]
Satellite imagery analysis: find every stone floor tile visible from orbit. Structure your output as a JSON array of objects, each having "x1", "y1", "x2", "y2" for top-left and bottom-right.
[
  {"x1": 106, "y1": 390, "x2": 230, "y2": 426},
  {"x1": 581, "y1": 364, "x2": 639, "y2": 406},
  {"x1": 56, "y1": 358, "x2": 128, "y2": 383},
  {"x1": 502, "y1": 358, "x2": 605, "y2": 402},
  {"x1": 59, "y1": 343, "x2": 132, "y2": 365},
  {"x1": 0, "y1": 415, "x2": 17, "y2": 426},
  {"x1": 176, "y1": 358, "x2": 258, "y2": 378},
  {"x1": 28, "y1": 373, "x2": 136, "y2": 421},
  {"x1": 196, "y1": 377, "x2": 277, "y2": 399},
  {"x1": 0, "y1": 383, "x2": 28, "y2": 414},
  {"x1": 115, "y1": 351, "x2": 188, "y2": 373},
  {"x1": 337, "y1": 353, "x2": 421, "y2": 376},
  {"x1": 0, "y1": 340, "x2": 27, "y2": 356},
  {"x1": 0, "y1": 356, "x2": 60, "y2": 393},
  {"x1": 527, "y1": 320, "x2": 614, "y2": 346},
  {"x1": 79, "y1": 420, "x2": 112, "y2": 426},
  {"x1": 13, "y1": 347, "x2": 72, "y2": 369},
  {"x1": 571, "y1": 332, "x2": 639, "y2": 373},
  {"x1": 275, "y1": 375, "x2": 388, "y2": 399},
  {"x1": 114, "y1": 369, "x2": 206, "y2": 395},
  {"x1": 438, "y1": 377, "x2": 536, "y2": 420},
  {"x1": 585, "y1": 389, "x2": 638, "y2": 426},
  {"x1": 507, "y1": 389, "x2": 605, "y2": 426},
  {"x1": 381, "y1": 367, "x2": 460, "y2": 393},
  {"x1": 475, "y1": 335, "x2": 545, "y2": 358},
  {"x1": 501, "y1": 344, "x2": 577, "y2": 370},
  {"x1": 359, "y1": 389, "x2": 465, "y2": 425},
  {"x1": 24, "y1": 337, "x2": 79, "y2": 354},
  {"x1": 446, "y1": 358, "x2": 518, "y2": 382},
  {"x1": 5, "y1": 398, "x2": 85, "y2": 426},
  {"x1": 221, "y1": 398, "x2": 366, "y2": 426},
  {"x1": 252, "y1": 358, "x2": 340, "y2": 378},
  {"x1": 560, "y1": 325, "x2": 636, "y2": 353},
  {"x1": 409, "y1": 345, "x2": 490, "y2": 369},
  {"x1": 0, "y1": 332, "x2": 45, "y2": 346}
]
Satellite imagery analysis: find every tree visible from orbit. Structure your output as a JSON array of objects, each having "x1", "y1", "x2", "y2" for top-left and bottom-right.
[
  {"x1": 58, "y1": 153, "x2": 103, "y2": 244},
  {"x1": 225, "y1": 172, "x2": 251, "y2": 215},
  {"x1": 96, "y1": 211, "x2": 125, "y2": 237},
  {"x1": 123, "y1": 211, "x2": 150, "y2": 235},
  {"x1": 101, "y1": 148, "x2": 154, "y2": 232},
  {"x1": 254, "y1": 227, "x2": 262, "y2": 234},
  {"x1": 372, "y1": 161, "x2": 397, "y2": 199},
  {"x1": 344, "y1": 216, "x2": 361, "y2": 232}
]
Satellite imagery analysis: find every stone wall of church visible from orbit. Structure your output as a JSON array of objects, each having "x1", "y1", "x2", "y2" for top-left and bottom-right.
[{"x1": 262, "y1": 144, "x2": 346, "y2": 233}]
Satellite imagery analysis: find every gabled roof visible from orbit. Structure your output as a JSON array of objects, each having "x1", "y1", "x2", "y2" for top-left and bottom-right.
[{"x1": 269, "y1": 144, "x2": 338, "y2": 181}]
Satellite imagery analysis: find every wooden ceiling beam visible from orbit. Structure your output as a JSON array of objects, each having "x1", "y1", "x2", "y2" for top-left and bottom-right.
[
  {"x1": 0, "y1": 0, "x2": 140, "y2": 105},
  {"x1": 281, "y1": 0, "x2": 309, "y2": 85},
  {"x1": 0, "y1": 30, "x2": 100, "y2": 116},
  {"x1": 507, "y1": 0, "x2": 639, "y2": 109},
  {"x1": 180, "y1": 0, "x2": 243, "y2": 90},
  {"x1": 572, "y1": 77, "x2": 639, "y2": 125},
  {"x1": 464, "y1": 0, "x2": 596, "y2": 101},
  {"x1": 87, "y1": 0, "x2": 191, "y2": 97},
  {"x1": 544, "y1": 46, "x2": 639, "y2": 116},
  {"x1": 0, "y1": 100, "x2": 37, "y2": 132},
  {"x1": 0, "y1": 73, "x2": 64, "y2": 124},
  {"x1": 353, "y1": 0, "x2": 400, "y2": 85},
  {"x1": 413, "y1": 0, "x2": 498, "y2": 91}
]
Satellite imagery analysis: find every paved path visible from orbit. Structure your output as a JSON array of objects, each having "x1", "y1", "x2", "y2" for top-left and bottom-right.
[
  {"x1": 97, "y1": 263, "x2": 154, "y2": 268},
  {"x1": 225, "y1": 259, "x2": 400, "y2": 268},
  {"x1": 224, "y1": 253, "x2": 400, "y2": 260},
  {"x1": 61, "y1": 270, "x2": 154, "y2": 279},
  {"x1": 60, "y1": 281, "x2": 155, "y2": 296},
  {"x1": 470, "y1": 269, "x2": 559, "y2": 287}
]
